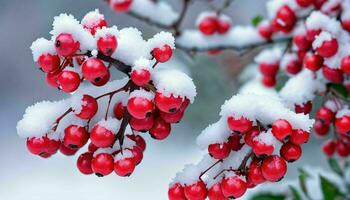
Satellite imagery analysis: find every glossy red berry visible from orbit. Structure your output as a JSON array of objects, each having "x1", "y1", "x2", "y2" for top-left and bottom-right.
[
  {"x1": 127, "y1": 96, "x2": 154, "y2": 119},
  {"x1": 90, "y1": 124, "x2": 115, "y2": 148},
  {"x1": 155, "y1": 92, "x2": 183, "y2": 113},
  {"x1": 208, "y1": 183, "x2": 227, "y2": 200},
  {"x1": 92, "y1": 153, "x2": 114, "y2": 177},
  {"x1": 198, "y1": 16, "x2": 217, "y2": 35},
  {"x1": 252, "y1": 138, "x2": 274, "y2": 157},
  {"x1": 295, "y1": 101, "x2": 312, "y2": 114},
  {"x1": 149, "y1": 117, "x2": 171, "y2": 140},
  {"x1": 77, "y1": 152, "x2": 93, "y2": 175},
  {"x1": 272, "y1": 119, "x2": 292, "y2": 141},
  {"x1": 26, "y1": 136, "x2": 51, "y2": 157},
  {"x1": 114, "y1": 156, "x2": 136, "y2": 177},
  {"x1": 208, "y1": 142, "x2": 231, "y2": 159},
  {"x1": 336, "y1": 139, "x2": 350, "y2": 157},
  {"x1": 113, "y1": 102, "x2": 125, "y2": 120},
  {"x1": 296, "y1": 0, "x2": 313, "y2": 7},
  {"x1": 129, "y1": 146, "x2": 143, "y2": 164},
  {"x1": 228, "y1": 134, "x2": 243, "y2": 151},
  {"x1": 221, "y1": 175, "x2": 247, "y2": 199},
  {"x1": 131, "y1": 69, "x2": 151, "y2": 86},
  {"x1": 81, "y1": 58, "x2": 110, "y2": 86},
  {"x1": 97, "y1": 35, "x2": 117, "y2": 56},
  {"x1": 316, "y1": 38, "x2": 338, "y2": 58},
  {"x1": 272, "y1": 5, "x2": 296, "y2": 33},
  {"x1": 247, "y1": 159, "x2": 265, "y2": 185},
  {"x1": 160, "y1": 109, "x2": 185, "y2": 124},
  {"x1": 63, "y1": 125, "x2": 89, "y2": 149},
  {"x1": 217, "y1": 18, "x2": 231, "y2": 34},
  {"x1": 110, "y1": 0, "x2": 132, "y2": 12},
  {"x1": 322, "y1": 66, "x2": 344, "y2": 83},
  {"x1": 126, "y1": 134, "x2": 146, "y2": 152},
  {"x1": 262, "y1": 76, "x2": 276, "y2": 87},
  {"x1": 129, "y1": 116, "x2": 154, "y2": 132},
  {"x1": 244, "y1": 127, "x2": 260, "y2": 146},
  {"x1": 59, "y1": 144, "x2": 78, "y2": 156},
  {"x1": 168, "y1": 183, "x2": 186, "y2": 200},
  {"x1": 280, "y1": 142, "x2": 302, "y2": 162},
  {"x1": 46, "y1": 70, "x2": 60, "y2": 88},
  {"x1": 227, "y1": 116, "x2": 252, "y2": 133},
  {"x1": 316, "y1": 107, "x2": 335, "y2": 124},
  {"x1": 55, "y1": 33, "x2": 80, "y2": 57},
  {"x1": 335, "y1": 115, "x2": 350, "y2": 136},
  {"x1": 306, "y1": 29, "x2": 321, "y2": 41},
  {"x1": 341, "y1": 55, "x2": 350, "y2": 74},
  {"x1": 285, "y1": 57, "x2": 302, "y2": 75},
  {"x1": 184, "y1": 180, "x2": 208, "y2": 200},
  {"x1": 258, "y1": 22, "x2": 273, "y2": 40},
  {"x1": 261, "y1": 155, "x2": 287, "y2": 182},
  {"x1": 290, "y1": 129, "x2": 309, "y2": 145},
  {"x1": 259, "y1": 62, "x2": 279, "y2": 77},
  {"x1": 153, "y1": 44, "x2": 173, "y2": 63},
  {"x1": 38, "y1": 54, "x2": 60, "y2": 73},
  {"x1": 74, "y1": 95, "x2": 98, "y2": 120},
  {"x1": 314, "y1": 120, "x2": 330, "y2": 136},
  {"x1": 57, "y1": 70, "x2": 80, "y2": 92},
  {"x1": 322, "y1": 139, "x2": 336, "y2": 157},
  {"x1": 293, "y1": 34, "x2": 311, "y2": 51}
]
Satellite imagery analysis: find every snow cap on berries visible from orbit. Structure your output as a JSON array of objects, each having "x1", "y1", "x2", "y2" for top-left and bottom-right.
[
  {"x1": 196, "y1": 118, "x2": 231, "y2": 149},
  {"x1": 132, "y1": 57, "x2": 152, "y2": 72},
  {"x1": 115, "y1": 149, "x2": 134, "y2": 160},
  {"x1": 30, "y1": 38, "x2": 57, "y2": 61},
  {"x1": 129, "y1": 89, "x2": 154, "y2": 100},
  {"x1": 94, "y1": 26, "x2": 119, "y2": 39},
  {"x1": 97, "y1": 117, "x2": 121, "y2": 134},
  {"x1": 255, "y1": 47, "x2": 282, "y2": 64},
  {"x1": 147, "y1": 31, "x2": 175, "y2": 50},
  {"x1": 152, "y1": 68, "x2": 197, "y2": 103},
  {"x1": 81, "y1": 9, "x2": 105, "y2": 29}
]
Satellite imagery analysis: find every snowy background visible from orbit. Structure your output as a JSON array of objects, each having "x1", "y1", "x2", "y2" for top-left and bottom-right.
[{"x1": 0, "y1": 0, "x2": 329, "y2": 199}]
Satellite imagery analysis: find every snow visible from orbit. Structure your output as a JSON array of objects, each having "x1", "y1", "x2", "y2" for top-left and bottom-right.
[
  {"x1": 146, "y1": 31, "x2": 175, "y2": 51},
  {"x1": 129, "y1": 89, "x2": 154, "y2": 100},
  {"x1": 97, "y1": 117, "x2": 121, "y2": 134},
  {"x1": 280, "y1": 52, "x2": 299, "y2": 72},
  {"x1": 312, "y1": 31, "x2": 333, "y2": 49},
  {"x1": 253, "y1": 129, "x2": 280, "y2": 147},
  {"x1": 221, "y1": 145, "x2": 251, "y2": 170},
  {"x1": 254, "y1": 47, "x2": 282, "y2": 64},
  {"x1": 81, "y1": 9, "x2": 105, "y2": 29},
  {"x1": 324, "y1": 99, "x2": 341, "y2": 113},
  {"x1": 115, "y1": 149, "x2": 134, "y2": 160},
  {"x1": 239, "y1": 78, "x2": 279, "y2": 98},
  {"x1": 152, "y1": 68, "x2": 197, "y2": 103},
  {"x1": 94, "y1": 26, "x2": 119, "y2": 39},
  {"x1": 336, "y1": 107, "x2": 350, "y2": 118},
  {"x1": 196, "y1": 118, "x2": 231, "y2": 149},
  {"x1": 30, "y1": 38, "x2": 56, "y2": 62},
  {"x1": 71, "y1": 94, "x2": 85, "y2": 114},
  {"x1": 50, "y1": 13, "x2": 95, "y2": 52},
  {"x1": 306, "y1": 11, "x2": 341, "y2": 35},
  {"x1": 132, "y1": 57, "x2": 152, "y2": 72},
  {"x1": 172, "y1": 164, "x2": 202, "y2": 185}
]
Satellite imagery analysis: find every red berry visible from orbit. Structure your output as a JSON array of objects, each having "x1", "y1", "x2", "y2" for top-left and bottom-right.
[
  {"x1": 316, "y1": 107, "x2": 335, "y2": 124},
  {"x1": 341, "y1": 55, "x2": 350, "y2": 74},
  {"x1": 38, "y1": 54, "x2": 60, "y2": 73},
  {"x1": 160, "y1": 109, "x2": 185, "y2": 124},
  {"x1": 322, "y1": 66, "x2": 344, "y2": 83},
  {"x1": 59, "y1": 144, "x2": 78, "y2": 156},
  {"x1": 126, "y1": 134, "x2": 146, "y2": 152},
  {"x1": 47, "y1": 138, "x2": 61, "y2": 155},
  {"x1": 252, "y1": 138, "x2": 274, "y2": 157},
  {"x1": 342, "y1": 19, "x2": 350, "y2": 32},
  {"x1": 221, "y1": 175, "x2": 247, "y2": 199},
  {"x1": 290, "y1": 129, "x2": 309, "y2": 145},
  {"x1": 127, "y1": 96, "x2": 154, "y2": 119},
  {"x1": 88, "y1": 143, "x2": 98, "y2": 153},
  {"x1": 92, "y1": 153, "x2": 114, "y2": 177},
  {"x1": 90, "y1": 124, "x2": 115, "y2": 148},
  {"x1": 307, "y1": 29, "x2": 321, "y2": 41},
  {"x1": 336, "y1": 139, "x2": 350, "y2": 157},
  {"x1": 46, "y1": 70, "x2": 60, "y2": 88},
  {"x1": 262, "y1": 76, "x2": 276, "y2": 87},
  {"x1": 272, "y1": 119, "x2": 292, "y2": 141},
  {"x1": 295, "y1": 101, "x2": 312, "y2": 114},
  {"x1": 55, "y1": 33, "x2": 80, "y2": 57},
  {"x1": 114, "y1": 156, "x2": 136, "y2": 177},
  {"x1": 316, "y1": 38, "x2": 338, "y2": 58},
  {"x1": 304, "y1": 53, "x2": 323, "y2": 71},
  {"x1": 184, "y1": 180, "x2": 208, "y2": 200},
  {"x1": 335, "y1": 115, "x2": 350, "y2": 136},
  {"x1": 77, "y1": 152, "x2": 93, "y2": 175},
  {"x1": 244, "y1": 127, "x2": 260, "y2": 146},
  {"x1": 314, "y1": 120, "x2": 330, "y2": 136},
  {"x1": 74, "y1": 95, "x2": 98, "y2": 120},
  {"x1": 293, "y1": 34, "x2": 311, "y2": 51},
  {"x1": 81, "y1": 58, "x2": 110, "y2": 86},
  {"x1": 261, "y1": 155, "x2": 287, "y2": 182},
  {"x1": 247, "y1": 159, "x2": 265, "y2": 185},
  {"x1": 129, "y1": 115, "x2": 154, "y2": 132},
  {"x1": 83, "y1": 18, "x2": 107, "y2": 36},
  {"x1": 227, "y1": 116, "x2": 252, "y2": 133},
  {"x1": 258, "y1": 22, "x2": 273, "y2": 40},
  {"x1": 26, "y1": 136, "x2": 51, "y2": 157},
  {"x1": 155, "y1": 92, "x2": 183, "y2": 113},
  {"x1": 153, "y1": 44, "x2": 173, "y2": 63},
  {"x1": 63, "y1": 125, "x2": 89, "y2": 149},
  {"x1": 285, "y1": 57, "x2": 302, "y2": 75},
  {"x1": 280, "y1": 142, "x2": 302, "y2": 162},
  {"x1": 131, "y1": 69, "x2": 151, "y2": 86},
  {"x1": 110, "y1": 0, "x2": 132, "y2": 12},
  {"x1": 217, "y1": 18, "x2": 231, "y2": 34},
  {"x1": 259, "y1": 62, "x2": 279, "y2": 77},
  {"x1": 198, "y1": 16, "x2": 217, "y2": 35},
  {"x1": 313, "y1": 0, "x2": 327, "y2": 9},
  {"x1": 168, "y1": 183, "x2": 186, "y2": 200},
  {"x1": 322, "y1": 139, "x2": 336, "y2": 157},
  {"x1": 113, "y1": 102, "x2": 125, "y2": 120},
  {"x1": 57, "y1": 70, "x2": 80, "y2": 93},
  {"x1": 149, "y1": 117, "x2": 171, "y2": 140},
  {"x1": 228, "y1": 134, "x2": 243, "y2": 151},
  {"x1": 97, "y1": 35, "x2": 117, "y2": 56},
  {"x1": 272, "y1": 5, "x2": 296, "y2": 33},
  {"x1": 129, "y1": 146, "x2": 143, "y2": 164},
  {"x1": 208, "y1": 142, "x2": 231, "y2": 159},
  {"x1": 208, "y1": 183, "x2": 227, "y2": 200},
  {"x1": 296, "y1": 0, "x2": 313, "y2": 7}
]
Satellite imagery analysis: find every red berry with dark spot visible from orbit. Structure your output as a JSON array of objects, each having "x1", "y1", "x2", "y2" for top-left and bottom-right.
[
  {"x1": 57, "y1": 70, "x2": 80, "y2": 93},
  {"x1": 59, "y1": 144, "x2": 78, "y2": 156},
  {"x1": 272, "y1": 119, "x2": 292, "y2": 141},
  {"x1": 316, "y1": 107, "x2": 335, "y2": 124},
  {"x1": 335, "y1": 115, "x2": 350, "y2": 136},
  {"x1": 77, "y1": 152, "x2": 94, "y2": 175},
  {"x1": 97, "y1": 35, "x2": 117, "y2": 56},
  {"x1": 127, "y1": 96, "x2": 154, "y2": 119},
  {"x1": 228, "y1": 134, "x2": 243, "y2": 151},
  {"x1": 81, "y1": 58, "x2": 110, "y2": 86},
  {"x1": 314, "y1": 120, "x2": 330, "y2": 136},
  {"x1": 38, "y1": 54, "x2": 60, "y2": 73},
  {"x1": 63, "y1": 125, "x2": 89, "y2": 149},
  {"x1": 155, "y1": 92, "x2": 183, "y2": 113},
  {"x1": 280, "y1": 142, "x2": 302, "y2": 162},
  {"x1": 92, "y1": 153, "x2": 114, "y2": 177},
  {"x1": 55, "y1": 33, "x2": 80, "y2": 57},
  {"x1": 261, "y1": 155, "x2": 287, "y2": 182}
]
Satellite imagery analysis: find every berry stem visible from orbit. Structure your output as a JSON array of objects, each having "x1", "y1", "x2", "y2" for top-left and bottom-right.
[
  {"x1": 199, "y1": 159, "x2": 222, "y2": 179},
  {"x1": 52, "y1": 108, "x2": 73, "y2": 131}
]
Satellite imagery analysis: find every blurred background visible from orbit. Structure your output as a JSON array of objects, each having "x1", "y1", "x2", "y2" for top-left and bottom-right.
[{"x1": 0, "y1": 0, "x2": 327, "y2": 199}]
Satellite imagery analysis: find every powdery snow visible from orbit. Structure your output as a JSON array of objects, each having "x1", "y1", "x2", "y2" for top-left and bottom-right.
[
  {"x1": 97, "y1": 117, "x2": 121, "y2": 134},
  {"x1": 30, "y1": 38, "x2": 56, "y2": 62}
]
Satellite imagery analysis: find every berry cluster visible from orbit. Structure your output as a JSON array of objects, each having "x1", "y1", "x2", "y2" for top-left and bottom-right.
[
  {"x1": 169, "y1": 94, "x2": 313, "y2": 200},
  {"x1": 18, "y1": 10, "x2": 196, "y2": 178},
  {"x1": 109, "y1": 0, "x2": 133, "y2": 12},
  {"x1": 197, "y1": 12, "x2": 232, "y2": 36}
]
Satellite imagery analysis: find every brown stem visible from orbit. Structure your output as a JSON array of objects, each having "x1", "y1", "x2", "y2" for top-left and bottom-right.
[
  {"x1": 172, "y1": 0, "x2": 190, "y2": 36},
  {"x1": 52, "y1": 108, "x2": 73, "y2": 131}
]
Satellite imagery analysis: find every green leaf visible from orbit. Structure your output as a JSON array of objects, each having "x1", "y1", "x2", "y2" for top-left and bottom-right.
[
  {"x1": 320, "y1": 175, "x2": 344, "y2": 200},
  {"x1": 250, "y1": 193, "x2": 286, "y2": 200},
  {"x1": 251, "y1": 15, "x2": 263, "y2": 27},
  {"x1": 298, "y1": 169, "x2": 310, "y2": 198},
  {"x1": 328, "y1": 83, "x2": 349, "y2": 98},
  {"x1": 328, "y1": 157, "x2": 344, "y2": 177},
  {"x1": 289, "y1": 186, "x2": 302, "y2": 200}
]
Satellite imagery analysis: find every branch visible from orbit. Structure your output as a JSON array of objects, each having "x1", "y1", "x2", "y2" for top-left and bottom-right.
[{"x1": 172, "y1": 0, "x2": 191, "y2": 36}]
